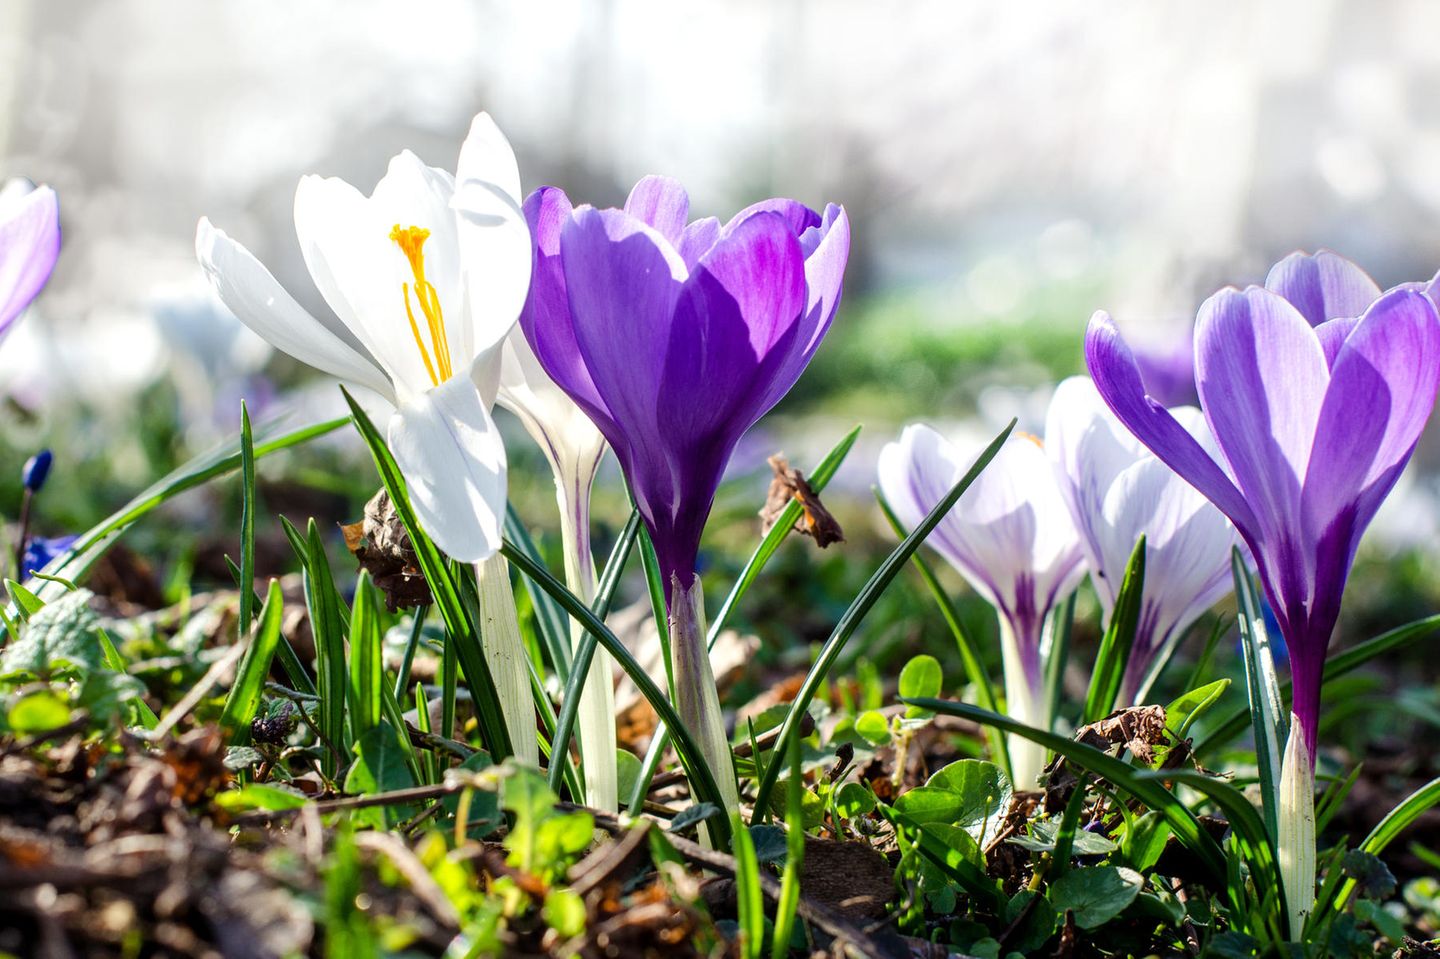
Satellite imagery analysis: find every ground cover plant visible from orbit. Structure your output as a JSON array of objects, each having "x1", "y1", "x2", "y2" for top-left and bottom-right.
[{"x1": 3, "y1": 112, "x2": 1440, "y2": 959}]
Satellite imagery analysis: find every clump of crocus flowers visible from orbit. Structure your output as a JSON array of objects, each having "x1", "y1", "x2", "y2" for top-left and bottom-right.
[{"x1": 1088, "y1": 250, "x2": 1440, "y2": 934}]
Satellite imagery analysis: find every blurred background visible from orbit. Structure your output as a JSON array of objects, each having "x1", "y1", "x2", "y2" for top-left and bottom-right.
[{"x1": 3, "y1": 0, "x2": 1440, "y2": 718}]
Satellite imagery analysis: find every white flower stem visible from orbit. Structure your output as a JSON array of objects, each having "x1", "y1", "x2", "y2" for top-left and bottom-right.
[
  {"x1": 1277, "y1": 717, "x2": 1316, "y2": 940},
  {"x1": 474, "y1": 554, "x2": 538, "y2": 767},
  {"x1": 559, "y1": 483, "x2": 618, "y2": 813},
  {"x1": 669, "y1": 576, "x2": 740, "y2": 846},
  {"x1": 999, "y1": 615, "x2": 1051, "y2": 790}
]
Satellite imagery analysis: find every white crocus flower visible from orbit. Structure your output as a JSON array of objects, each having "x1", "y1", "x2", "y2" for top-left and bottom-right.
[
  {"x1": 1046, "y1": 376, "x2": 1237, "y2": 706},
  {"x1": 496, "y1": 327, "x2": 616, "y2": 807},
  {"x1": 879, "y1": 426, "x2": 1086, "y2": 789},
  {"x1": 197, "y1": 113, "x2": 540, "y2": 765},
  {"x1": 196, "y1": 112, "x2": 530, "y2": 564}
]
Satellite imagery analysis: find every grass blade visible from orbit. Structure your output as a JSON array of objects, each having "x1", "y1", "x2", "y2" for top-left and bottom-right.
[
  {"x1": 750, "y1": 420, "x2": 1016, "y2": 821},
  {"x1": 771, "y1": 733, "x2": 805, "y2": 959},
  {"x1": 708, "y1": 423, "x2": 861, "y2": 642},
  {"x1": 875, "y1": 487, "x2": 1009, "y2": 782},
  {"x1": 904, "y1": 696, "x2": 1228, "y2": 888},
  {"x1": 342, "y1": 387, "x2": 513, "y2": 762},
  {"x1": 218, "y1": 579, "x2": 285, "y2": 747},
  {"x1": 1325, "y1": 776, "x2": 1440, "y2": 922},
  {"x1": 1232, "y1": 548, "x2": 1287, "y2": 843},
  {"x1": 10, "y1": 416, "x2": 346, "y2": 617},
  {"x1": 505, "y1": 504, "x2": 572, "y2": 683},
  {"x1": 1195, "y1": 612, "x2": 1440, "y2": 756},
  {"x1": 546, "y1": 511, "x2": 640, "y2": 793},
  {"x1": 348, "y1": 572, "x2": 383, "y2": 743},
  {"x1": 303, "y1": 519, "x2": 351, "y2": 774},
  {"x1": 732, "y1": 812, "x2": 764, "y2": 959},
  {"x1": 1083, "y1": 536, "x2": 1146, "y2": 722},
  {"x1": 499, "y1": 540, "x2": 731, "y2": 846},
  {"x1": 237, "y1": 402, "x2": 258, "y2": 637}
]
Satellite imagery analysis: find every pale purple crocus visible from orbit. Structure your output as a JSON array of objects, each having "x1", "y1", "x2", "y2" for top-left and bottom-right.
[
  {"x1": 1046, "y1": 376, "x2": 1237, "y2": 706},
  {"x1": 879, "y1": 427, "x2": 1086, "y2": 788},
  {"x1": 1086, "y1": 250, "x2": 1440, "y2": 933},
  {"x1": 521, "y1": 175, "x2": 850, "y2": 822},
  {"x1": 0, "y1": 181, "x2": 61, "y2": 342}
]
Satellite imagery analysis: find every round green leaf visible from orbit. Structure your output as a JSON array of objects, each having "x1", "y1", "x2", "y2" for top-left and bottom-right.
[
  {"x1": 7, "y1": 690, "x2": 71, "y2": 733},
  {"x1": 1048, "y1": 865, "x2": 1143, "y2": 929},
  {"x1": 899, "y1": 655, "x2": 943, "y2": 718},
  {"x1": 834, "y1": 782, "x2": 876, "y2": 820},
  {"x1": 855, "y1": 709, "x2": 891, "y2": 746}
]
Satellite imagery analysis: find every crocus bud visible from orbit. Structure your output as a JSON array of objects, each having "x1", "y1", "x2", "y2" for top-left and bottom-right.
[{"x1": 21, "y1": 449, "x2": 52, "y2": 492}]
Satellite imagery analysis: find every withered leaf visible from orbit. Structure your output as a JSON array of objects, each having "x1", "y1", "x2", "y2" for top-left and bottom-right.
[
  {"x1": 758, "y1": 454, "x2": 844, "y2": 547},
  {"x1": 343, "y1": 489, "x2": 432, "y2": 612}
]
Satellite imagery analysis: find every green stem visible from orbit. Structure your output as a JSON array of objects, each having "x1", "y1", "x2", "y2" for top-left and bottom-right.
[{"x1": 670, "y1": 575, "x2": 739, "y2": 843}]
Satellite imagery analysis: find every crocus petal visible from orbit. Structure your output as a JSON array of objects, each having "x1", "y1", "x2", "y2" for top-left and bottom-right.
[
  {"x1": 1195, "y1": 287, "x2": 1329, "y2": 544},
  {"x1": 386, "y1": 374, "x2": 506, "y2": 563},
  {"x1": 677, "y1": 217, "x2": 720, "y2": 270},
  {"x1": 1265, "y1": 250, "x2": 1381, "y2": 327},
  {"x1": 1304, "y1": 288, "x2": 1440, "y2": 540},
  {"x1": 497, "y1": 324, "x2": 607, "y2": 485},
  {"x1": 294, "y1": 173, "x2": 435, "y2": 395},
  {"x1": 1313, "y1": 317, "x2": 1359, "y2": 369},
  {"x1": 723, "y1": 197, "x2": 822, "y2": 239},
  {"x1": 195, "y1": 218, "x2": 395, "y2": 402},
  {"x1": 520, "y1": 187, "x2": 613, "y2": 429},
  {"x1": 0, "y1": 185, "x2": 60, "y2": 334},
  {"x1": 1085, "y1": 310, "x2": 1260, "y2": 539},
  {"x1": 660, "y1": 210, "x2": 807, "y2": 440},
  {"x1": 623, "y1": 176, "x2": 690, "y2": 248},
  {"x1": 455, "y1": 112, "x2": 523, "y2": 208},
  {"x1": 755, "y1": 205, "x2": 851, "y2": 417},
  {"x1": 561, "y1": 207, "x2": 687, "y2": 439},
  {"x1": 452, "y1": 115, "x2": 531, "y2": 363}
]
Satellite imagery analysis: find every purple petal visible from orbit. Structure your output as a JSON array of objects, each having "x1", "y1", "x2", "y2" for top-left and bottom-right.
[
  {"x1": 1265, "y1": 250, "x2": 1381, "y2": 327},
  {"x1": 0, "y1": 186, "x2": 60, "y2": 335},
  {"x1": 1194, "y1": 287, "x2": 1329, "y2": 547},
  {"x1": 754, "y1": 204, "x2": 851, "y2": 416},
  {"x1": 722, "y1": 197, "x2": 821, "y2": 240},
  {"x1": 623, "y1": 176, "x2": 689, "y2": 249},
  {"x1": 1313, "y1": 316, "x2": 1358, "y2": 369},
  {"x1": 1084, "y1": 310, "x2": 1260, "y2": 539},
  {"x1": 1306, "y1": 288, "x2": 1440, "y2": 539},
  {"x1": 520, "y1": 187, "x2": 613, "y2": 430},
  {"x1": 677, "y1": 217, "x2": 720, "y2": 270},
  {"x1": 1129, "y1": 330, "x2": 1198, "y2": 408},
  {"x1": 561, "y1": 207, "x2": 687, "y2": 444},
  {"x1": 659, "y1": 210, "x2": 806, "y2": 442}
]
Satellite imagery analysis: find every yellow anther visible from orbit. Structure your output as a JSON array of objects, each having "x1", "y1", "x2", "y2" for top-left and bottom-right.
[
  {"x1": 1017, "y1": 431, "x2": 1044, "y2": 450},
  {"x1": 390, "y1": 223, "x2": 452, "y2": 386}
]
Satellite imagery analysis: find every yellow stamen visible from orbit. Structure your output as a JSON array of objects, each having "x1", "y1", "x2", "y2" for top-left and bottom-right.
[
  {"x1": 1017, "y1": 431, "x2": 1044, "y2": 450},
  {"x1": 390, "y1": 224, "x2": 452, "y2": 386}
]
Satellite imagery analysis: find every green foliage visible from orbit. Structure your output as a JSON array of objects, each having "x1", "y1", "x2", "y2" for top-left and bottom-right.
[{"x1": 1083, "y1": 536, "x2": 1145, "y2": 723}]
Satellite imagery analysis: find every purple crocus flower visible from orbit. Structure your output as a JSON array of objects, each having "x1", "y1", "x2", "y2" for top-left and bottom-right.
[
  {"x1": 1086, "y1": 250, "x2": 1440, "y2": 931},
  {"x1": 0, "y1": 181, "x2": 60, "y2": 342},
  {"x1": 521, "y1": 175, "x2": 850, "y2": 823}
]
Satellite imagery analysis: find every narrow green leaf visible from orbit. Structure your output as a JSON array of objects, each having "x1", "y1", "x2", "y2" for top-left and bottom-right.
[
  {"x1": 547, "y1": 511, "x2": 640, "y2": 793},
  {"x1": 218, "y1": 580, "x2": 285, "y2": 747},
  {"x1": 1196, "y1": 612, "x2": 1440, "y2": 756},
  {"x1": 1327, "y1": 776, "x2": 1440, "y2": 921},
  {"x1": 875, "y1": 488, "x2": 1008, "y2": 780},
  {"x1": 1164, "y1": 678, "x2": 1231, "y2": 740},
  {"x1": 499, "y1": 540, "x2": 730, "y2": 846},
  {"x1": 348, "y1": 573, "x2": 383, "y2": 742},
  {"x1": 1083, "y1": 536, "x2": 1145, "y2": 723},
  {"x1": 902, "y1": 697, "x2": 1228, "y2": 889},
  {"x1": 304, "y1": 518, "x2": 350, "y2": 772},
  {"x1": 505, "y1": 504, "x2": 572, "y2": 683},
  {"x1": 343, "y1": 388, "x2": 512, "y2": 761},
  {"x1": 751, "y1": 421, "x2": 1016, "y2": 822},
  {"x1": 1050, "y1": 772, "x2": 1090, "y2": 881},
  {"x1": 237, "y1": 402, "x2": 258, "y2": 637},
  {"x1": 732, "y1": 811, "x2": 764, "y2": 959},
  {"x1": 1233, "y1": 547, "x2": 1287, "y2": 844},
  {"x1": 13, "y1": 416, "x2": 346, "y2": 617},
  {"x1": 771, "y1": 733, "x2": 805, "y2": 959}
]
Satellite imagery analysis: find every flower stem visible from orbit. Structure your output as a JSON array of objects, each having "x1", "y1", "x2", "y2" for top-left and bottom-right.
[
  {"x1": 1277, "y1": 716, "x2": 1316, "y2": 940},
  {"x1": 474, "y1": 554, "x2": 537, "y2": 767},
  {"x1": 669, "y1": 575, "x2": 739, "y2": 844},
  {"x1": 999, "y1": 615, "x2": 1051, "y2": 790},
  {"x1": 560, "y1": 486, "x2": 618, "y2": 812}
]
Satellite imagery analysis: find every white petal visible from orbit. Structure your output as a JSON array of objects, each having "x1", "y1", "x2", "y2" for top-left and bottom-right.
[
  {"x1": 294, "y1": 174, "x2": 434, "y2": 397},
  {"x1": 452, "y1": 123, "x2": 531, "y2": 367},
  {"x1": 387, "y1": 374, "x2": 507, "y2": 563},
  {"x1": 456, "y1": 112, "x2": 523, "y2": 206},
  {"x1": 371, "y1": 151, "x2": 467, "y2": 367},
  {"x1": 195, "y1": 218, "x2": 394, "y2": 402}
]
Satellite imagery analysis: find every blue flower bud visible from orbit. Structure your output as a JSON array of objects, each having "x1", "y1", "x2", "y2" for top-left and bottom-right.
[{"x1": 21, "y1": 449, "x2": 52, "y2": 492}]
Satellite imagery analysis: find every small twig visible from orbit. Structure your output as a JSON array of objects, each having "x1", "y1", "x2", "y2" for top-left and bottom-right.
[
  {"x1": 146, "y1": 639, "x2": 250, "y2": 740},
  {"x1": 354, "y1": 831, "x2": 460, "y2": 928}
]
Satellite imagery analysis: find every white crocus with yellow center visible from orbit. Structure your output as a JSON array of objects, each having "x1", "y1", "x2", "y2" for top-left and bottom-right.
[{"x1": 196, "y1": 112, "x2": 539, "y2": 764}]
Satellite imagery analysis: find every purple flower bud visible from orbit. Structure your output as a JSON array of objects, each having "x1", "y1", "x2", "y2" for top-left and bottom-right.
[{"x1": 21, "y1": 449, "x2": 52, "y2": 492}]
